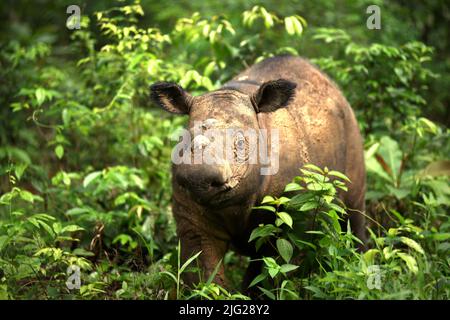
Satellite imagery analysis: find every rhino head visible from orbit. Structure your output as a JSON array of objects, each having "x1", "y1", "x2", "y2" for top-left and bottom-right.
[{"x1": 150, "y1": 80, "x2": 296, "y2": 206}]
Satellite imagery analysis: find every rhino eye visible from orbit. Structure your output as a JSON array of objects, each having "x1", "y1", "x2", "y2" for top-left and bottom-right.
[
  {"x1": 234, "y1": 132, "x2": 248, "y2": 163},
  {"x1": 236, "y1": 138, "x2": 245, "y2": 150},
  {"x1": 235, "y1": 132, "x2": 245, "y2": 150}
]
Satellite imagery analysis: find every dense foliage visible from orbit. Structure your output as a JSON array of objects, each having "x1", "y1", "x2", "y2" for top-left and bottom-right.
[{"x1": 0, "y1": 0, "x2": 448, "y2": 299}]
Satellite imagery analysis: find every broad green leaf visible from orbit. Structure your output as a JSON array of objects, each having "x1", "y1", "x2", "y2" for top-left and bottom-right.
[
  {"x1": 262, "y1": 257, "x2": 279, "y2": 269},
  {"x1": 280, "y1": 264, "x2": 299, "y2": 273},
  {"x1": 277, "y1": 212, "x2": 293, "y2": 228},
  {"x1": 378, "y1": 136, "x2": 403, "y2": 181},
  {"x1": 288, "y1": 192, "x2": 314, "y2": 208},
  {"x1": 83, "y1": 171, "x2": 102, "y2": 188},
  {"x1": 268, "y1": 267, "x2": 279, "y2": 278},
  {"x1": 299, "y1": 201, "x2": 318, "y2": 212},
  {"x1": 248, "y1": 224, "x2": 281, "y2": 242},
  {"x1": 284, "y1": 182, "x2": 303, "y2": 192},
  {"x1": 14, "y1": 163, "x2": 28, "y2": 180},
  {"x1": 35, "y1": 88, "x2": 46, "y2": 106},
  {"x1": 261, "y1": 195, "x2": 275, "y2": 204},
  {"x1": 276, "y1": 238, "x2": 293, "y2": 263},
  {"x1": 363, "y1": 249, "x2": 380, "y2": 264},
  {"x1": 19, "y1": 190, "x2": 34, "y2": 203},
  {"x1": 55, "y1": 145, "x2": 64, "y2": 159},
  {"x1": 284, "y1": 17, "x2": 295, "y2": 35},
  {"x1": 291, "y1": 16, "x2": 303, "y2": 35},
  {"x1": 260, "y1": 7, "x2": 274, "y2": 28}
]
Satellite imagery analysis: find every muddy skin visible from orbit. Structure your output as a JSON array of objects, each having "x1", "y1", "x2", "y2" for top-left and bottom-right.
[{"x1": 150, "y1": 55, "x2": 366, "y2": 293}]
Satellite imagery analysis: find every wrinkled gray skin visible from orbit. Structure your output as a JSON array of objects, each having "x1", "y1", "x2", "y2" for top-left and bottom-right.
[{"x1": 150, "y1": 55, "x2": 366, "y2": 291}]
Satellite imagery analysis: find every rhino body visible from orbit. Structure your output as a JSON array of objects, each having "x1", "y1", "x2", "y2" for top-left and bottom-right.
[{"x1": 151, "y1": 55, "x2": 366, "y2": 289}]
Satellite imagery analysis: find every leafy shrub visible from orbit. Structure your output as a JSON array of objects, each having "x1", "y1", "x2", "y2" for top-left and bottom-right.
[{"x1": 0, "y1": 1, "x2": 448, "y2": 300}]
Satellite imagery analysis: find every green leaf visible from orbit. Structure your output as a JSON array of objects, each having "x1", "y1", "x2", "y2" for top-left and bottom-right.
[
  {"x1": 260, "y1": 7, "x2": 274, "y2": 28},
  {"x1": 378, "y1": 136, "x2": 403, "y2": 181},
  {"x1": 303, "y1": 164, "x2": 324, "y2": 174},
  {"x1": 253, "y1": 205, "x2": 276, "y2": 213},
  {"x1": 280, "y1": 264, "x2": 299, "y2": 273},
  {"x1": 284, "y1": 182, "x2": 303, "y2": 192},
  {"x1": 19, "y1": 190, "x2": 34, "y2": 203},
  {"x1": 257, "y1": 286, "x2": 275, "y2": 300},
  {"x1": 66, "y1": 207, "x2": 90, "y2": 216},
  {"x1": 328, "y1": 170, "x2": 351, "y2": 182},
  {"x1": 277, "y1": 212, "x2": 293, "y2": 228},
  {"x1": 55, "y1": 145, "x2": 64, "y2": 159},
  {"x1": 205, "y1": 258, "x2": 223, "y2": 286},
  {"x1": 248, "y1": 224, "x2": 281, "y2": 242},
  {"x1": 35, "y1": 88, "x2": 46, "y2": 106},
  {"x1": 365, "y1": 143, "x2": 380, "y2": 159},
  {"x1": 288, "y1": 192, "x2": 314, "y2": 208},
  {"x1": 83, "y1": 171, "x2": 102, "y2": 188},
  {"x1": 204, "y1": 61, "x2": 216, "y2": 77},
  {"x1": 284, "y1": 17, "x2": 295, "y2": 35},
  {"x1": 431, "y1": 233, "x2": 450, "y2": 241},
  {"x1": 291, "y1": 16, "x2": 303, "y2": 35},
  {"x1": 73, "y1": 248, "x2": 95, "y2": 257},
  {"x1": 328, "y1": 203, "x2": 346, "y2": 214},
  {"x1": 399, "y1": 237, "x2": 425, "y2": 255},
  {"x1": 261, "y1": 195, "x2": 275, "y2": 204},
  {"x1": 299, "y1": 201, "x2": 318, "y2": 212},
  {"x1": 268, "y1": 267, "x2": 279, "y2": 278},
  {"x1": 276, "y1": 238, "x2": 293, "y2": 263},
  {"x1": 180, "y1": 251, "x2": 202, "y2": 274},
  {"x1": 363, "y1": 249, "x2": 380, "y2": 264},
  {"x1": 37, "y1": 220, "x2": 55, "y2": 237},
  {"x1": 397, "y1": 252, "x2": 418, "y2": 274},
  {"x1": 294, "y1": 238, "x2": 317, "y2": 250},
  {"x1": 249, "y1": 273, "x2": 266, "y2": 288},
  {"x1": 61, "y1": 225, "x2": 85, "y2": 233},
  {"x1": 161, "y1": 271, "x2": 177, "y2": 283},
  {"x1": 14, "y1": 163, "x2": 28, "y2": 180},
  {"x1": 418, "y1": 117, "x2": 438, "y2": 134},
  {"x1": 263, "y1": 257, "x2": 279, "y2": 269}
]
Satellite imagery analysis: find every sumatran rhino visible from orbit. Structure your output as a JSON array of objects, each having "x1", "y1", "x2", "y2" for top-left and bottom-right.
[{"x1": 150, "y1": 55, "x2": 366, "y2": 290}]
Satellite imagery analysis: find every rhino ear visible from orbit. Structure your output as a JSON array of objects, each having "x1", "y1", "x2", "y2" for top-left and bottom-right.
[
  {"x1": 252, "y1": 79, "x2": 296, "y2": 113},
  {"x1": 150, "y1": 82, "x2": 193, "y2": 114}
]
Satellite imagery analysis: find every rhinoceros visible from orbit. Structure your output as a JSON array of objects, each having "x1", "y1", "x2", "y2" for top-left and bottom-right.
[{"x1": 150, "y1": 55, "x2": 366, "y2": 290}]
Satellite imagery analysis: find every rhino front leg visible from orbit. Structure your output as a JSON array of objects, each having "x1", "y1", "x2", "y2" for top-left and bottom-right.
[{"x1": 177, "y1": 221, "x2": 228, "y2": 288}]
